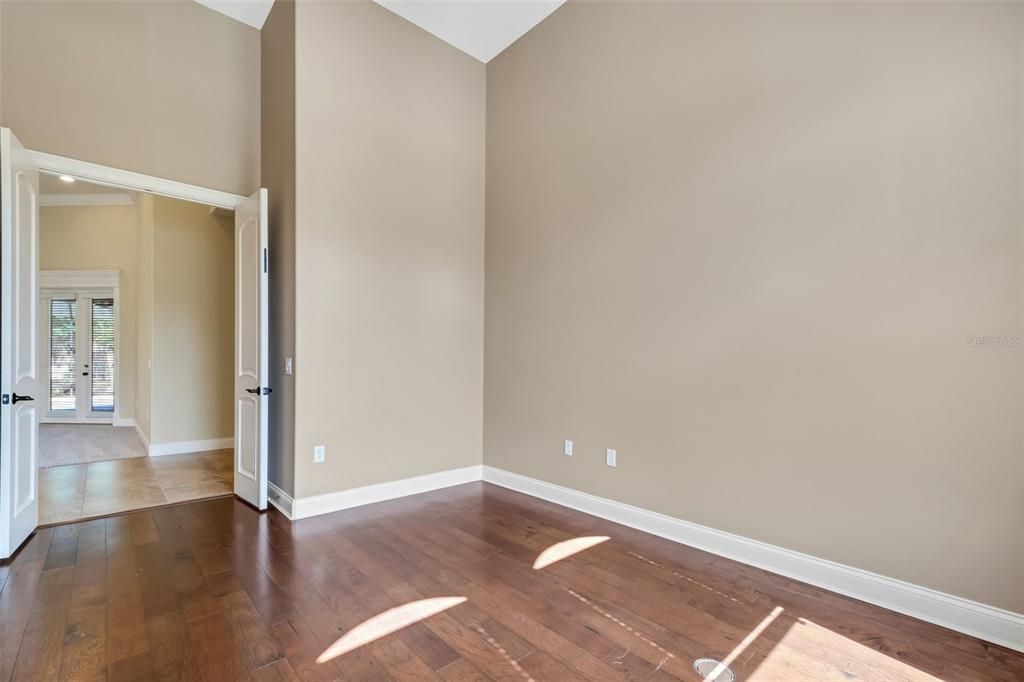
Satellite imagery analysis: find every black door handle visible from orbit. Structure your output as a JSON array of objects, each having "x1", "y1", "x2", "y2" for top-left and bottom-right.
[
  {"x1": 82, "y1": 372, "x2": 89, "y2": 376},
  {"x1": 245, "y1": 387, "x2": 260, "y2": 395},
  {"x1": 12, "y1": 393, "x2": 34, "y2": 403}
]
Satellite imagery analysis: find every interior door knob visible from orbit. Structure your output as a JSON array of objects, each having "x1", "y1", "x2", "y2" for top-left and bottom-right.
[{"x1": 12, "y1": 393, "x2": 34, "y2": 403}]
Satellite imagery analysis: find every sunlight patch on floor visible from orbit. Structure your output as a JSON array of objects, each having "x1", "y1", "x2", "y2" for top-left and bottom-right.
[
  {"x1": 748, "y1": 617, "x2": 944, "y2": 681},
  {"x1": 533, "y1": 535, "x2": 610, "y2": 569},
  {"x1": 317, "y1": 596, "x2": 467, "y2": 663}
]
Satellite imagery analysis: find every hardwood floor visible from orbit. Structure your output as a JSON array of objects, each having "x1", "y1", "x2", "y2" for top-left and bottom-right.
[
  {"x1": 38, "y1": 450, "x2": 233, "y2": 525},
  {"x1": 2, "y1": 482, "x2": 1021, "y2": 681}
]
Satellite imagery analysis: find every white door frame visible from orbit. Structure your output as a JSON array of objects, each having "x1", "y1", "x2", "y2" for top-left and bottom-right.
[
  {"x1": 28, "y1": 152, "x2": 248, "y2": 437},
  {"x1": 28, "y1": 151, "x2": 245, "y2": 210},
  {"x1": 22, "y1": 150, "x2": 255, "y2": 504}
]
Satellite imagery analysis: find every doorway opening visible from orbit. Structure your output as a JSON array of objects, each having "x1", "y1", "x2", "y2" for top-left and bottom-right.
[
  {"x1": 0, "y1": 130, "x2": 270, "y2": 555},
  {"x1": 35, "y1": 175, "x2": 236, "y2": 524}
]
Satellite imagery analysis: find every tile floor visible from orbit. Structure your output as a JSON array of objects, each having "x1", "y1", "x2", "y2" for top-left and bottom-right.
[{"x1": 38, "y1": 449, "x2": 233, "y2": 525}]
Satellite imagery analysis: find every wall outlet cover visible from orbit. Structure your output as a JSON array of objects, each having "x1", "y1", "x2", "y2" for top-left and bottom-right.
[
  {"x1": 606, "y1": 448, "x2": 617, "y2": 467},
  {"x1": 564, "y1": 439, "x2": 573, "y2": 456},
  {"x1": 314, "y1": 445, "x2": 326, "y2": 463}
]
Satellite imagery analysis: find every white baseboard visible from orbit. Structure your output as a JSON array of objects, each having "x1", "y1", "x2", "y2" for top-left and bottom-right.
[
  {"x1": 148, "y1": 437, "x2": 234, "y2": 457},
  {"x1": 481, "y1": 465, "x2": 1024, "y2": 653},
  {"x1": 290, "y1": 464, "x2": 483, "y2": 520},
  {"x1": 113, "y1": 417, "x2": 136, "y2": 428},
  {"x1": 134, "y1": 422, "x2": 150, "y2": 451},
  {"x1": 268, "y1": 481, "x2": 294, "y2": 519}
]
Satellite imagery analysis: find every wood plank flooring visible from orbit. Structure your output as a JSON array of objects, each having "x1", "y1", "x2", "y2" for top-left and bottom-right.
[
  {"x1": 39, "y1": 450, "x2": 234, "y2": 525},
  {"x1": 2, "y1": 481, "x2": 1021, "y2": 681}
]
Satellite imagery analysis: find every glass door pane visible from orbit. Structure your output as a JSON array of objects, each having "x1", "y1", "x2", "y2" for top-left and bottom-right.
[
  {"x1": 49, "y1": 298, "x2": 77, "y2": 412},
  {"x1": 90, "y1": 298, "x2": 115, "y2": 412}
]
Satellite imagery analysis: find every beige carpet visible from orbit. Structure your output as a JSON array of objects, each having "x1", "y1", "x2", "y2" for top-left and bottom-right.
[{"x1": 39, "y1": 424, "x2": 147, "y2": 468}]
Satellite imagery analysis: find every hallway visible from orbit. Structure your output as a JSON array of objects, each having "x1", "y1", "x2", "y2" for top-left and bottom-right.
[
  {"x1": 39, "y1": 450, "x2": 233, "y2": 525},
  {"x1": 39, "y1": 424, "x2": 147, "y2": 469}
]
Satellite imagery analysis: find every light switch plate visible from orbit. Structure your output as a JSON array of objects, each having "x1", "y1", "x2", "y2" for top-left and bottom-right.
[
  {"x1": 314, "y1": 445, "x2": 326, "y2": 463},
  {"x1": 564, "y1": 439, "x2": 573, "y2": 456},
  {"x1": 606, "y1": 448, "x2": 617, "y2": 467}
]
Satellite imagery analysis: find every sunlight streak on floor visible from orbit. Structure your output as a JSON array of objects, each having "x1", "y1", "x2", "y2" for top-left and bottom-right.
[
  {"x1": 708, "y1": 606, "x2": 784, "y2": 680},
  {"x1": 533, "y1": 535, "x2": 610, "y2": 569},
  {"x1": 626, "y1": 550, "x2": 742, "y2": 604},
  {"x1": 473, "y1": 623, "x2": 536, "y2": 681},
  {"x1": 563, "y1": 587, "x2": 678, "y2": 662},
  {"x1": 317, "y1": 597, "x2": 467, "y2": 663}
]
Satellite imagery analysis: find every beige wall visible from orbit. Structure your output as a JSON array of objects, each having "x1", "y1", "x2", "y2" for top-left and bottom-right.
[
  {"x1": 262, "y1": 0, "x2": 297, "y2": 496},
  {"x1": 39, "y1": 204, "x2": 140, "y2": 420},
  {"x1": 1, "y1": 0, "x2": 259, "y2": 195},
  {"x1": 484, "y1": 1, "x2": 1024, "y2": 613},
  {"x1": 291, "y1": 0, "x2": 485, "y2": 498},
  {"x1": 150, "y1": 197, "x2": 234, "y2": 445}
]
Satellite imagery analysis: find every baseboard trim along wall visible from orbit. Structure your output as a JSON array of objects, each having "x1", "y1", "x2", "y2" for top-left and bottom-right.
[
  {"x1": 263, "y1": 461, "x2": 1022, "y2": 651},
  {"x1": 286, "y1": 465, "x2": 483, "y2": 520},
  {"x1": 133, "y1": 422, "x2": 150, "y2": 452},
  {"x1": 148, "y1": 437, "x2": 234, "y2": 457},
  {"x1": 480, "y1": 465, "x2": 1024, "y2": 653}
]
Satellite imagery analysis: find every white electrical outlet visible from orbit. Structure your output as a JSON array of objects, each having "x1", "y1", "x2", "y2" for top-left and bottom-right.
[
  {"x1": 564, "y1": 439, "x2": 573, "y2": 456},
  {"x1": 606, "y1": 448, "x2": 617, "y2": 467},
  {"x1": 314, "y1": 445, "x2": 326, "y2": 463},
  {"x1": 285, "y1": 357, "x2": 294, "y2": 375}
]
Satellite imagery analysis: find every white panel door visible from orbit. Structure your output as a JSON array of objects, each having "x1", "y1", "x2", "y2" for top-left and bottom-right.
[
  {"x1": 234, "y1": 188, "x2": 269, "y2": 510},
  {"x1": 0, "y1": 128, "x2": 39, "y2": 558}
]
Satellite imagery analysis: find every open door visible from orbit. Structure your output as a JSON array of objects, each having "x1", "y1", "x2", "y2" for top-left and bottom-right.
[
  {"x1": 234, "y1": 188, "x2": 269, "y2": 510},
  {"x1": 0, "y1": 128, "x2": 40, "y2": 557}
]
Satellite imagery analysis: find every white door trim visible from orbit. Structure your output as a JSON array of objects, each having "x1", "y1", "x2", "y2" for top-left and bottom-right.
[
  {"x1": 40, "y1": 269, "x2": 120, "y2": 289},
  {"x1": 27, "y1": 150, "x2": 246, "y2": 210}
]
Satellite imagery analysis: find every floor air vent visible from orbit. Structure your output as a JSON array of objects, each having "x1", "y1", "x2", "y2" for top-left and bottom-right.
[{"x1": 693, "y1": 658, "x2": 736, "y2": 682}]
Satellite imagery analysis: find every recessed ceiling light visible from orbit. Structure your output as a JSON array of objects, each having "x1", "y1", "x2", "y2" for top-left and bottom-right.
[{"x1": 58, "y1": 175, "x2": 75, "y2": 183}]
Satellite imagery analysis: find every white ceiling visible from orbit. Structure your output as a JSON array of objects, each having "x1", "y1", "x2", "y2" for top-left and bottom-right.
[
  {"x1": 39, "y1": 174, "x2": 124, "y2": 196},
  {"x1": 38, "y1": 174, "x2": 136, "y2": 207},
  {"x1": 192, "y1": 1, "x2": 564, "y2": 63},
  {"x1": 194, "y1": 0, "x2": 275, "y2": 30},
  {"x1": 373, "y1": 1, "x2": 565, "y2": 63}
]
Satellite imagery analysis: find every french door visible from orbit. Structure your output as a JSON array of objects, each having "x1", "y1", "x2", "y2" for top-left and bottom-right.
[
  {"x1": 40, "y1": 292, "x2": 116, "y2": 423},
  {"x1": 1, "y1": 126, "x2": 40, "y2": 557}
]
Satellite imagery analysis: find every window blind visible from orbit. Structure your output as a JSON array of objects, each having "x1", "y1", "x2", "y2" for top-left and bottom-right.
[
  {"x1": 91, "y1": 298, "x2": 115, "y2": 412},
  {"x1": 49, "y1": 299, "x2": 76, "y2": 412}
]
